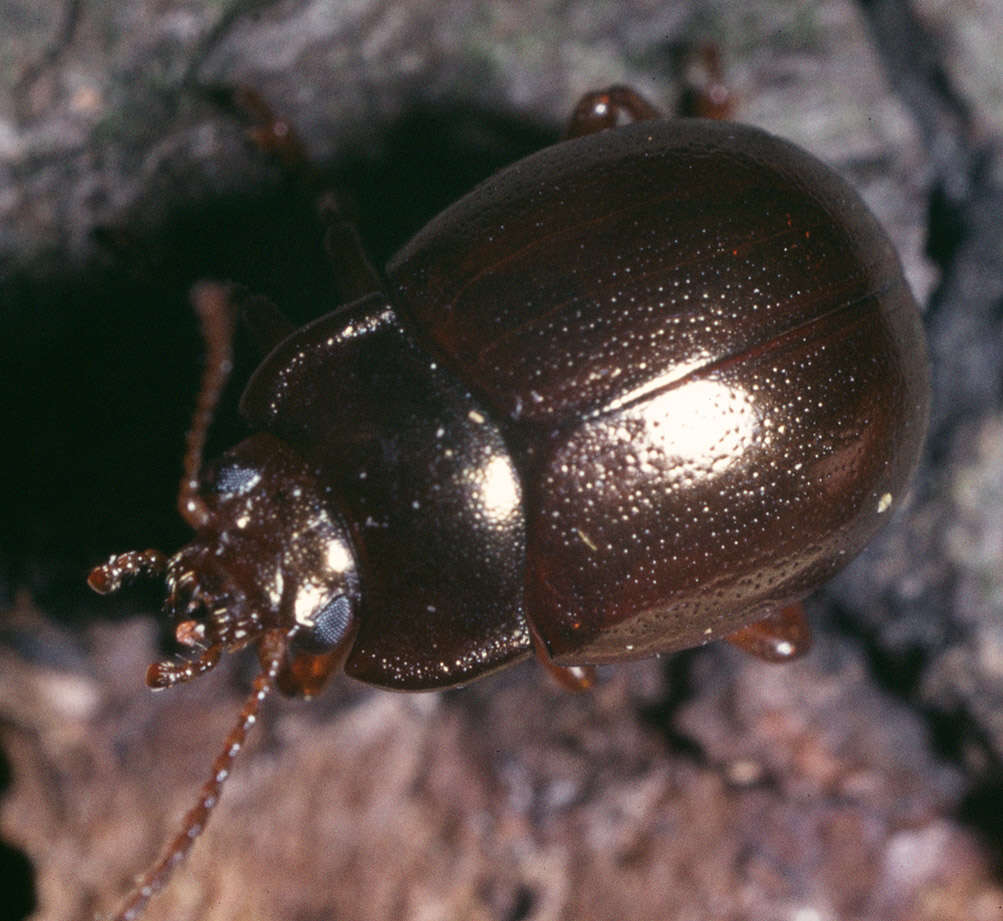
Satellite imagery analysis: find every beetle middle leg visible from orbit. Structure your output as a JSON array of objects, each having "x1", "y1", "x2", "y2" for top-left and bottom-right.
[
  {"x1": 724, "y1": 602, "x2": 812, "y2": 662},
  {"x1": 528, "y1": 621, "x2": 597, "y2": 692},
  {"x1": 568, "y1": 45, "x2": 732, "y2": 139},
  {"x1": 566, "y1": 85, "x2": 663, "y2": 138}
]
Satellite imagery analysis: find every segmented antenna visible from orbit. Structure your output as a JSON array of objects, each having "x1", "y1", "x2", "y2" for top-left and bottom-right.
[{"x1": 102, "y1": 628, "x2": 292, "y2": 921}]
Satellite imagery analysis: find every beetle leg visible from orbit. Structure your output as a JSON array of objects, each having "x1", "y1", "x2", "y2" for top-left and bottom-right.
[
  {"x1": 208, "y1": 84, "x2": 382, "y2": 303},
  {"x1": 724, "y1": 602, "x2": 812, "y2": 662},
  {"x1": 318, "y1": 191, "x2": 384, "y2": 302},
  {"x1": 566, "y1": 85, "x2": 663, "y2": 138},
  {"x1": 678, "y1": 43, "x2": 733, "y2": 120},
  {"x1": 528, "y1": 622, "x2": 597, "y2": 692},
  {"x1": 271, "y1": 626, "x2": 359, "y2": 699},
  {"x1": 239, "y1": 289, "x2": 298, "y2": 356},
  {"x1": 210, "y1": 84, "x2": 311, "y2": 174}
]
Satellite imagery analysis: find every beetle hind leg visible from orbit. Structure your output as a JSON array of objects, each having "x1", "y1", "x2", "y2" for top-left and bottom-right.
[{"x1": 724, "y1": 602, "x2": 812, "y2": 662}]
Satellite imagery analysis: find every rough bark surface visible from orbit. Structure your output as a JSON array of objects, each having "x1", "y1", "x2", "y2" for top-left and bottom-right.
[{"x1": 1, "y1": 1, "x2": 1001, "y2": 920}]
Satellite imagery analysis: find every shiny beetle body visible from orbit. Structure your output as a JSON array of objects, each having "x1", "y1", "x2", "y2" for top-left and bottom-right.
[
  {"x1": 89, "y1": 90, "x2": 928, "y2": 920},
  {"x1": 238, "y1": 117, "x2": 929, "y2": 688}
]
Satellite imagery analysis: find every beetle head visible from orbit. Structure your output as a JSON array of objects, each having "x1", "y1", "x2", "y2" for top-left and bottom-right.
[{"x1": 88, "y1": 432, "x2": 360, "y2": 691}]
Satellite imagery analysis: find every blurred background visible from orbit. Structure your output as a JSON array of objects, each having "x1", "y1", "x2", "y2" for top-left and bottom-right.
[{"x1": 1, "y1": 1, "x2": 1001, "y2": 919}]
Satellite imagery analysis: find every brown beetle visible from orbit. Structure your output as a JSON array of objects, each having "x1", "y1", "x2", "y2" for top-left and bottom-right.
[{"x1": 88, "y1": 86, "x2": 929, "y2": 919}]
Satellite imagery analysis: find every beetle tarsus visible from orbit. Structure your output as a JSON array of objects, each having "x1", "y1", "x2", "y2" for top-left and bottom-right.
[
  {"x1": 678, "y1": 42, "x2": 733, "y2": 120},
  {"x1": 530, "y1": 623, "x2": 598, "y2": 691},
  {"x1": 233, "y1": 85, "x2": 310, "y2": 172},
  {"x1": 567, "y1": 84, "x2": 663, "y2": 137},
  {"x1": 724, "y1": 602, "x2": 813, "y2": 662}
]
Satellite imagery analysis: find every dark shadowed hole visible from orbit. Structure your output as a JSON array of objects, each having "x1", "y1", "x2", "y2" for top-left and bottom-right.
[
  {"x1": 637, "y1": 650, "x2": 706, "y2": 761},
  {"x1": 503, "y1": 884, "x2": 537, "y2": 921},
  {"x1": 0, "y1": 750, "x2": 36, "y2": 921},
  {"x1": 0, "y1": 841, "x2": 35, "y2": 921},
  {"x1": 1, "y1": 102, "x2": 554, "y2": 625},
  {"x1": 958, "y1": 778, "x2": 1003, "y2": 877}
]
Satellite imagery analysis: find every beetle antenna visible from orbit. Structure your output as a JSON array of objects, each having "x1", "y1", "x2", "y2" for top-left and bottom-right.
[
  {"x1": 101, "y1": 628, "x2": 291, "y2": 921},
  {"x1": 178, "y1": 282, "x2": 238, "y2": 531}
]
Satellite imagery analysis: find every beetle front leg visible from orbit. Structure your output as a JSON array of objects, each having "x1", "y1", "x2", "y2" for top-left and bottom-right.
[
  {"x1": 208, "y1": 84, "x2": 383, "y2": 303},
  {"x1": 211, "y1": 84, "x2": 311, "y2": 174},
  {"x1": 566, "y1": 85, "x2": 663, "y2": 138},
  {"x1": 270, "y1": 621, "x2": 360, "y2": 699},
  {"x1": 272, "y1": 648, "x2": 347, "y2": 698}
]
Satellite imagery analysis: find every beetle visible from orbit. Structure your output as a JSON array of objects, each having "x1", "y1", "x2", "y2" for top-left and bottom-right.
[{"x1": 88, "y1": 85, "x2": 929, "y2": 919}]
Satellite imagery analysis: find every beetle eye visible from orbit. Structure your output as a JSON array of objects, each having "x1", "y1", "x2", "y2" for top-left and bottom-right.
[
  {"x1": 208, "y1": 459, "x2": 262, "y2": 498},
  {"x1": 310, "y1": 594, "x2": 354, "y2": 649}
]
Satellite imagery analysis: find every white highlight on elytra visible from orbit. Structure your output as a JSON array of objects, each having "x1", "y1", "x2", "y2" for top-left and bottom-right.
[
  {"x1": 636, "y1": 379, "x2": 759, "y2": 476},
  {"x1": 476, "y1": 454, "x2": 521, "y2": 523}
]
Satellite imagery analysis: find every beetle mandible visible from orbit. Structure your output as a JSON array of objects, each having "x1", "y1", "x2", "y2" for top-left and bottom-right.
[{"x1": 88, "y1": 85, "x2": 930, "y2": 920}]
